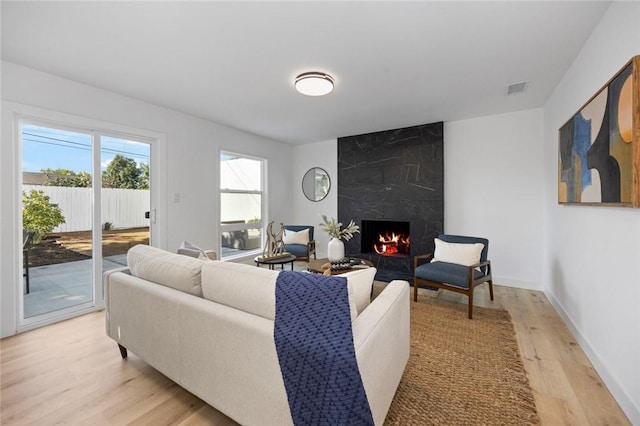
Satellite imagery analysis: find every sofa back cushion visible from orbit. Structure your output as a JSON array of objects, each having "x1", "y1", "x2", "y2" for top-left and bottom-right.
[
  {"x1": 127, "y1": 244, "x2": 204, "y2": 297},
  {"x1": 201, "y1": 262, "x2": 374, "y2": 321},
  {"x1": 202, "y1": 261, "x2": 280, "y2": 320}
]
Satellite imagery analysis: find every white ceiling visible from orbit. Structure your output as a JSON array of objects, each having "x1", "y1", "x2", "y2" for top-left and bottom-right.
[{"x1": 1, "y1": 1, "x2": 610, "y2": 144}]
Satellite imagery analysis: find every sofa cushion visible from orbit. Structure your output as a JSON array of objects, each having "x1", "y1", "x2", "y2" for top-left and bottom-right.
[
  {"x1": 201, "y1": 262, "x2": 364, "y2": 321},
  {"x1": 202, "y1": 261, "x2": 280, "y2": 320},
  {"x1": 127, "y1": 244, "x2": 204, "y2": 297},
  {"x1": 283, "y1": 244, "x2": 308, "y2": 258},
  {"x1": 415, "y1": 261, "x2": 486, "y2": 289}
]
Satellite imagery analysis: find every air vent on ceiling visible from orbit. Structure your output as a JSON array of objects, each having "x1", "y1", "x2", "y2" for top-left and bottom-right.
[{"x1": 507, "y1": 82, "x2": 528, "y2": 95}]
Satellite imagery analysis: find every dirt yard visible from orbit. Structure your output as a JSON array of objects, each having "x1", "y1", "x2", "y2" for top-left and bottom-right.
[{"x1": 27, "y1": 228, "x2": 149, "y2": 267}]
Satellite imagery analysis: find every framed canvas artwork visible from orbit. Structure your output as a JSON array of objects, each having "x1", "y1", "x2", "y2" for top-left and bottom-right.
[{"x1": 558, "y1": 55, "x2": 639, "y2": 207}]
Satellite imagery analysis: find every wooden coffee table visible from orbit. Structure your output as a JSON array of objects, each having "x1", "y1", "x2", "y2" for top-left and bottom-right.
[
  {"x1": 307, "y1": 258, "x2": 374, "y2": 275},
  {"x1": 254, "y1": 254, "x2": 296, "y2": 270}
]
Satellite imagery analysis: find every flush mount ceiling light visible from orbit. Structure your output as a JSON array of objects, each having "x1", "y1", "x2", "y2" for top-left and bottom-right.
[{"x1": 294, "y1": 72, "x2": 334, "y2": 96}]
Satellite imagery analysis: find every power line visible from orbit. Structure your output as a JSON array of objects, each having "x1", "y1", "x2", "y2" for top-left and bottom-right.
[
  {"x1": 23, "y1": 137, "x2": 91, "y2": 152},
  {"x1": 23, "y1": 131, "x2": 90, "y2": 148},
  {"x1": 23, "y1": 132, "x2": 150, "y2": 159},
  {"x1": 23, "y1": 137, "x2": 150, "y2": 161}
]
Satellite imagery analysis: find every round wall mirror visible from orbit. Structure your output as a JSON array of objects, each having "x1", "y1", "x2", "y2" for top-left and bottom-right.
[{"x1": 302, "y1": 167, "x2": 330, "y2": 202}]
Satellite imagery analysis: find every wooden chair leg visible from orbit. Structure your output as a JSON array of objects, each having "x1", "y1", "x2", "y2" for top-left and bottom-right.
[
  {"x1": 413, "y1": 279, "x2": 418, "y2": 302},
  {"x1": 488, "y1": 280, "x2": 494, "y2": 301},
  {"x1": 24, "y1": 248, "x2": 30, "y2": 294},
  {"x1": 118, "y1": 344, "x2": 128, "y2": 359},
  {"x1": 468, "y1": 289, "x2": 473, "y2": 319}
]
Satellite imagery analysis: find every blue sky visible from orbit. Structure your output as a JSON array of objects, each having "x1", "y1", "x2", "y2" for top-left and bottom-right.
[{"x1": 22, "y1": 124, "x2": 150, "y2": 173}]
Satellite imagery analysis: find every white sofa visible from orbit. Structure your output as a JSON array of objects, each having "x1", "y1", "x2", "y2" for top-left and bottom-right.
[{"x1": 104, "y1": 245, "x2": 410, "y2": 426}]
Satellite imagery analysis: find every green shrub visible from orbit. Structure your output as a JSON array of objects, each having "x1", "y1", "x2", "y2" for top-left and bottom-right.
[{"x1": 22, "y1": 190, "x2": 66, "y2": 244}]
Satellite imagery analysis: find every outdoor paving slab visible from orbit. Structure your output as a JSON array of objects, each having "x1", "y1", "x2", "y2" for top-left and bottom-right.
[{"x1": 24, "y1": 256, "x2": 127, "y2": 318}]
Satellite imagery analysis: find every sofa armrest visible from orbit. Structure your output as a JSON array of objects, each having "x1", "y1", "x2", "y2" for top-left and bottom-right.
[
  {"x1": 103, "y1": 267, "x2": 130, "y2": 336},
  {"x1": 414, "y1": 253, "x2": 433, "y2": 268},
  {"x1": 352, "y1": 280, "x2": 410, "y2": 425},
  {"x1": 104, "y1": 266, "x2": 130, "y2": 279}
]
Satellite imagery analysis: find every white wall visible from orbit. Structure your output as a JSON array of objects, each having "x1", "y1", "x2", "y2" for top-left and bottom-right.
[
  {"x1": 445, "y1": 109, "x2": 544, "y2": 289},
  {"x1": 292, "y1": 139, "x2": 338, "y2": 257},
  {"x1": 1, "y1": 62, "x2": 293, "y2": 337},
  {"x1": 294, "y1": 113, "x2": 545, "y2": 290},
  {"x1": 542, "y1": 2, "x2": 640, "y2": 423}
]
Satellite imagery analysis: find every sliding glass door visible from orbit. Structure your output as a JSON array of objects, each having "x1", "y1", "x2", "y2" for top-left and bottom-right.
[
  {"x1": 101, "y1": 136, "x2": 151, "y2": 275},
  {"x1": 21, "y1": 124, "x2": 95, "y2": 319},
  {"x1": 20, "y1": 121, "x2": 152, "y2": 326}
]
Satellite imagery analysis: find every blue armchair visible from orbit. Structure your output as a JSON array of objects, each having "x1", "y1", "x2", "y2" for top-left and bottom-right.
[
  {"x1": 413, "y1": 234, "x2": 493, "y2": 319},
  {"x1": 283, "y1": 225, "x2": 316, "y2": 261}
]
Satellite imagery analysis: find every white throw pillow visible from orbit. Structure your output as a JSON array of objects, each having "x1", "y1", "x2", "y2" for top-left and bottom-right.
[
  {"x1": 282, "y1": 228, "x2": 310, "y2": 245},
  {"x1": 432, "y1": 238, "x2": 484, "y2": 267},
  {"x1": 177, "y1": 240, "x2": 217, "y2": 261},
  {"x1": 341, "y1": 267, "x2": 377, "y2": 315}
]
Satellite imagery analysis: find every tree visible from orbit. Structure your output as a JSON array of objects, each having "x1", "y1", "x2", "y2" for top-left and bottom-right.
[
  {"x1": 41, "y1": 168, "x2": 74, "y2": 175},
  {"x1": 102, "y1": 155, "x2": 141, "y2": 189},
  {"x1": 138, "y1": 162, "x2": 150, "y2": 190},
  {"x1": 42, "y1": 168, "x2": 92, "y2": 188},
  {"x1": 22, "y1": 189, "x2": 66, "y2": 243}
]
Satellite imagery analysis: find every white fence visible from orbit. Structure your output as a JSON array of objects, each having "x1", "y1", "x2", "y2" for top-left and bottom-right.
[{"x1": 23, "y1": 185, "x2": 150, "y2": 233}]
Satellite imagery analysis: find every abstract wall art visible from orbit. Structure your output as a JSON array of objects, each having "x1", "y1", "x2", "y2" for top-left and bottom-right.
[{"x1": 559, "y1": 56, "x2": 640, "y2": 207}]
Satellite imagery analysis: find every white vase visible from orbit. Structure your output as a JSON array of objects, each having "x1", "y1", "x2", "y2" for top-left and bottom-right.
[{"x1": 327, "y1": 237, "x2": 345, "y2": 261}]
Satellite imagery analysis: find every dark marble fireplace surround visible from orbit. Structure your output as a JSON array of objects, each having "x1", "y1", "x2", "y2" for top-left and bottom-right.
[{"x1": 338, "y1": 122, "x2": 444, "y2": 282}]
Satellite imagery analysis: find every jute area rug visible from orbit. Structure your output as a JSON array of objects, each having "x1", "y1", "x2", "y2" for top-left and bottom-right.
[{"x1": 384, "y1": 293, "x2": 540, "y2": 425}]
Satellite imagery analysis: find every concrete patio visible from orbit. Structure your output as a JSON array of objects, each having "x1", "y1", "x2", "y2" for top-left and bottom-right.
[
  {"x1": 23, "y1": 252, "x2": 309, "y2": 318},
  {"x1": 24, "y1": 255, "x2": 127, "y2": 318}
]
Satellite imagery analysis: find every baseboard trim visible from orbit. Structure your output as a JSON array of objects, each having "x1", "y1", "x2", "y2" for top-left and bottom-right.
[
  {"x1": 545, "y1": 291, "x2": 638, "y2": 425},
  {"x1": 492, "y1": 275, "x2": 539, "y2": 290}
]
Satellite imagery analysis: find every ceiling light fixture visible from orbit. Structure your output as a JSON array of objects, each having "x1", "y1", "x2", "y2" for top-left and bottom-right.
[{"x1": 295, "y1": 72, "x2": 334, "y2": 96}]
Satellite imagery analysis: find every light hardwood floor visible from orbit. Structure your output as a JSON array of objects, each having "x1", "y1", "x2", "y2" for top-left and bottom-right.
[
  {"x1": 0, "y1": 270, "x2": 631, "y2": 425},
  {"x1": 429, "y1": 283, "x2": 630, "y2": 426}
]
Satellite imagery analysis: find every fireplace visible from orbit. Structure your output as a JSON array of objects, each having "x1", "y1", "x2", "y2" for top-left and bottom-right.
[
  {"x1": 361, "y1": 220, "x2": 410, "y2": 257},
  {"x1": 338, "y1": 121, "x2": 444, "y2": 282}
]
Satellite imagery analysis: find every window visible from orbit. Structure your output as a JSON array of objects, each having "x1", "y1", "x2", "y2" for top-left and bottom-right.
[{"x1": 220, "y1": 152, "x2": 264, "y2": 258}]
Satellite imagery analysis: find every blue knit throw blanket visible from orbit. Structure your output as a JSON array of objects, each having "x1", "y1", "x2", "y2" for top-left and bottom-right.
[{"x1": 274, "y1": 271, "x2": 374, "y2": 426}]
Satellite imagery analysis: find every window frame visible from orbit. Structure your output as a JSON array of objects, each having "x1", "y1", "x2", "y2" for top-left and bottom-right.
[
  {"x1": 219, "y1": 150, "x2": 266, "y2": 259},
  {"x1": 2, "y1": 102, "x2": 166, "y2": 336}
]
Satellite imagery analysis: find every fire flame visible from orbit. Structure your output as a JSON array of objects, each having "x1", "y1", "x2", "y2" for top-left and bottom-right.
[{"x1": 373, "y1": 232, "x2": 410, "y2": 255}]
